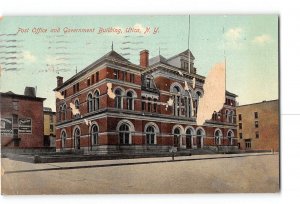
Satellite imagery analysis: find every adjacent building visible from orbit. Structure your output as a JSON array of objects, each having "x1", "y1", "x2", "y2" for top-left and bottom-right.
[
  {"x1": 1, "y1": 87, "x2": 45, "y2": 148},
  {"x1": 43, "y1": 107, "x2": 56, "y2": 147},
  {"x1": 236, "y1": 100, "x2": 279, "y2": 152},
  {"x1": 54, "y1": 49, "x2": 238, "y2": 153}
]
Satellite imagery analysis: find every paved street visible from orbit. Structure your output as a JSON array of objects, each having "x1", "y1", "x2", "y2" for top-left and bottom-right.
[{"x1": 1, "y1": 153, "x2": 279, "y2": 194}]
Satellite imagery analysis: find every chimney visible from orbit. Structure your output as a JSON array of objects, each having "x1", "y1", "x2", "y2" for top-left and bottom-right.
[
  {"x1": 140, "y1": 50, "x2": 149, "y2": 68},
  {"x1": 24, "y1": 87, "x2": 36, "y2": 97},
  {"x1": 56, "y1": 76, "x2": 63, "y2": 87}
]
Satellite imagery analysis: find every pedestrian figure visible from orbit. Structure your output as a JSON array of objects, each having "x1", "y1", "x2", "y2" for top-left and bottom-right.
[{"x1": 169, "y1": 146, "x2": 177, "y2": 161}]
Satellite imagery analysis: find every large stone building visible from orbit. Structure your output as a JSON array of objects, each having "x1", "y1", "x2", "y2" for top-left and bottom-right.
[
  {"x1": 54, "y1": 49, "x2": 238, "y2": 153},
  {"x1": 1, "y1": 87, "x2": 45, "y2": 148},
  {"x1": 236, "y1": 100, "x2": 279, "y2": 152}
]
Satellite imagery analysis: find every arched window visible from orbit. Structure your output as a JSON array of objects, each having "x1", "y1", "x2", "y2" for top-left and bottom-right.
[
  {"x1": 119, "y1": 123, "x2": 130, "y2": 145},
  {"x1": 214, "y1": 129, "x2": 222, "y2": 145},
  {"x1": 173, "y1": 127, "x2": 181, "y2": 147},
  {"x1": 173, "y1": 86, "x2": 180, "y2": 93},
  {"x1": 172, "y1": 86, "x2": 181, "y2": 116},
  {"x1": 217, "y1": 111, "x2": 222, "y2": 120},
  {"x1": 212, "y1": 111, "x2": 218, "y2": 120},
  {"x1": 91, "y1": 124, "x2": 99, "y2": 145},
  {"x1": 115, "y1": 89, "x2": 122, "y2": 109},
  {"x1": 227, "y1": 130, "x2": 234, "y2": 145},
  {"x1": 62, "y1": 103, "x2": 67, "y2": 120},
  {"x1": 185, "y1": 91, "x2": 192, "y2": 117},
  {"x1": 225, "y1": 110, "x2": 229, "y2": 122},
  {"x1": 196, "y1": 129, "x2": 205, "y2": 137},
  {"x1": 127, "y1": 91, "x2": 134, "y2": 110},
  {"x1": 94, "y1": 90, "x2": 100, "y2": 111},
  {"x1": 87, "y1": 93, "x2": 93, "y2": 112},
  {"x1": 147, "y1": 97, "x2": 152, "y2": 112},
  {"x1": 186, "y1": 128, "x2": 192, "y2": 135},
  {"x1": 146, "y1": 126, "x2": 156, "y2": 145},
  {"x1": 61, "y1": 130, "x2": 67, "y2": 149},
  {"x1": 74, "y1": 127, "x2": 81, "y2": 149},
  {"x1": 74, "y1": 99, "x2": 80, "y2": 118},
  {"x1": 195, "y1": 91, "x2": 201, "y2": 115}
]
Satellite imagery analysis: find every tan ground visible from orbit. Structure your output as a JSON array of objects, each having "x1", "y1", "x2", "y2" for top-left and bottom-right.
[{"x1": 1, "y1": 153, "x2": 279, "y2": 194}]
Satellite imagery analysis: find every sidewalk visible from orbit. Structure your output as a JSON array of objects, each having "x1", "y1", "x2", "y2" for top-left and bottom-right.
[{"x1": 2, "y1": 152, "x2": 277, "y2": 175}]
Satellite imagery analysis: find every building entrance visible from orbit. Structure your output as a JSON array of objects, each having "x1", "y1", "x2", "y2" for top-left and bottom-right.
[{"x1": 186, "y1": 136, "x2": 192, "y2": 149}]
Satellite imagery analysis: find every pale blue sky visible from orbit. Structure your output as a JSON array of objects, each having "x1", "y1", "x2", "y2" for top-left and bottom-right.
[{"x1": 0, "y1": 15, "x2": 278, "y2": 110}]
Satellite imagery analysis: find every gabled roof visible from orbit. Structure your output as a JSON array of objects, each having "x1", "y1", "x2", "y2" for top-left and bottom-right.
[
  {"x1": 178, "y1": 49, "x2": 195, "y2": 59},
  {"x1": 167, "y1": 49, "x2": 195, "y2": 61},
  {"x1": 149, "y1": 55, "x2": 167, "y2": 66},
  {"x1": 104, "y1": 50, "x2": 131, "y2": 63}
]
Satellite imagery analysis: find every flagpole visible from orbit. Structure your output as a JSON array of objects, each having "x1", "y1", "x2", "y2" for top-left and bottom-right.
[
  {"x1": 188, "y1": 15, "x2": 191, "y2": 73},
  {"x1": 223, "y1": 21, "x2": 227, "y2": 96}
]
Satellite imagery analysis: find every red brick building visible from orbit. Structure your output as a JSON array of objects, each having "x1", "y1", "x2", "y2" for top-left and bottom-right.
[
  {"x1": 54, "y1": 49, "x2": 238, "y2": 153},
  {"x1": 1, "y1": 88, "x2": 45, "y2": 148}
]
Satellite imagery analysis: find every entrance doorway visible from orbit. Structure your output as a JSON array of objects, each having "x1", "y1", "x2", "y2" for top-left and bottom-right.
[
  {"x1": 186, "y1": 128, "x2": 193, "y2": 149},
  {"x1": 76, "y1": 136, "x2": 80, "y2": 150},
  {"x1": 173, "y1": 128, "x2": 180, "y2": 147},
  {"x1": 186, "y1": 136, "x2": 192, "y2": 149},
  {"x1": 74, "y1": 127, "x2": 81, "y2": 150}
]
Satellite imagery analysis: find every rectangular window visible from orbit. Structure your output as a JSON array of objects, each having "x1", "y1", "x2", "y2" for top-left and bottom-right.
[
  {"x1": 121, "y1": 71, "x2": 124, "y2": 80},
  {"x1": 153, "y1": 99, "x2": 157, "y2": 112},
  {"x1": 256, "y1": 131, "x2": 259, "y2": 139},
  {"x1": 50, "y1": 115, "x2": 53, "y2": 123},
  {"x1": 238, "y1": 114, "x2": 242, "y2": 121},
  {"x1": 245, "y1": 139, "x2": 251, "y2": 149},
  {"x1": 12, "y1": 101, "x2": 18, "y2": 111},
  {"x1": 239, "y1": 123, "x2": 242, "y2": 129},
  {"x1": 184, "y1": 62, "x2": 188, "y2": 69},
  {"x1": 130, "y1": 74, "x2": 134, "y2": 83},
  {"x1": 73, "y1": 84, "x2": 76, "y2": 93},
  {"x1": 177, "y1": 96, "x2": 180, "y2": 116},
  {"x1": 64, "y1": 90, "x2": 67, "y2": 97},
  {"x1": 50, "y1": 124, "x2": 54, "y2": 132},
  {"x1": 146, "y1": 78, "x2": 151, "y2": 88},
  {"x1": 91, "y1": 74, "x2": 94, "y2": 84},
  {"x1": 123, "y1": 71, "x2": 126, "y2": 81},
  {"x1": 142, "y1": 97, "x2": 146, "y2": 111},
  {"x1": 239, "y1": 132, "x2": 243, "y2": 139},
  {"x1": 96, "y1": 72, "x2": 99, "y2": 82},
  {"x1": 254, "y1": 112, "x2": 258, "y2": 119},
  {"x1": 114, "y1": 69, "x2": 119, "y2": 80},
  {"x1": 255, "y1": 121, "x2": 259, "y2": 128},
  {"x1": 148, "y1": 99, "x2": 152, "y2": 112},
  {"x1": 76, "y1": 83, "x2": 79, "y2": 92},
  {"x1": 87, "y1": 78, "x2": 90, "y2": 86}
]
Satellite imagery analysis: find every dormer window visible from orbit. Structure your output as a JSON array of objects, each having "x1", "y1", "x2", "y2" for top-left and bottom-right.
[
  {"x1": 146, "y1": 78, "x2": 151, "y2": 88},
  {"x1": 180, "y1": 60, "x2": 193, "y2": 71},
  {"x1": 184, "y1": 62, "x2": 188, "y2": 69},
  {"x1": 181, "y1": 61, "x2": 189, "y2": 70}
]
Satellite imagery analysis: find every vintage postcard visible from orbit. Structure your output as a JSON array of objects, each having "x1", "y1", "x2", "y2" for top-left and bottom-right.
[{"x1": 0, "y1": 15, "x2": 279, "y2": 194}]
